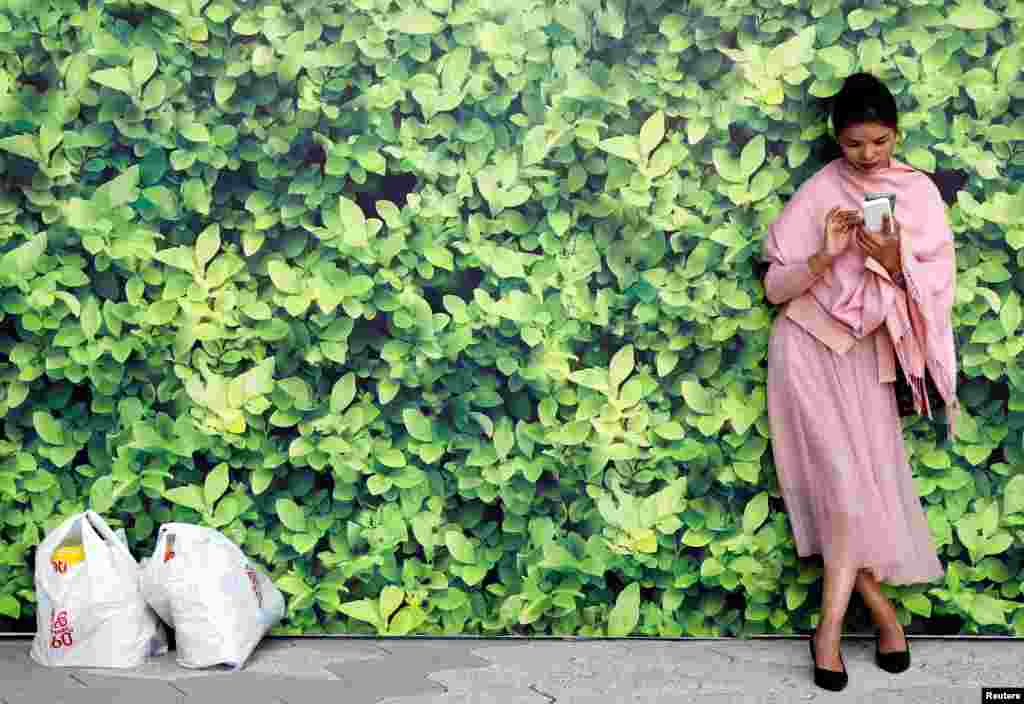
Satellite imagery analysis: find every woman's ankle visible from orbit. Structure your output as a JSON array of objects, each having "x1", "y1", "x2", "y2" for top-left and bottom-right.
[{"x1": 815, "y1": 622, "x2": 843, "y2": 641}]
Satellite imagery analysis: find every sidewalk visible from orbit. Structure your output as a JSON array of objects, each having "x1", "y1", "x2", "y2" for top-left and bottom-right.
[{"x1": 1, "y1": 634, "x2": 1019, "y2": 703}]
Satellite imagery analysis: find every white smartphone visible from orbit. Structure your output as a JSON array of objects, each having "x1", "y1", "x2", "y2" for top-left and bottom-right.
[{"x1": 863, "y1": 196, "x2": 893, "y2": 234}]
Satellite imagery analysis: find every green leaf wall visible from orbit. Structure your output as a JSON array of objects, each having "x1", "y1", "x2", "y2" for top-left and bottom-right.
[{"x1": 1, "y1": 0, "x2": 1023, "y2": 636}]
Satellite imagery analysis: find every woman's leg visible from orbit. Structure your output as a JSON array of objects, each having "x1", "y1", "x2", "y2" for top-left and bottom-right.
[
  {"x1": 854, "y1": 568, "x2": 907, "y2": 652},
  {"x1": 814, "y1": 563, "x2": 858, "y2": 671}
]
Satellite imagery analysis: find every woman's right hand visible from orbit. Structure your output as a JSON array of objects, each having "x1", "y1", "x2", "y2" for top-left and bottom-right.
[{"x1": 808, "y1": 207, "x2": 861, "y2": 277}]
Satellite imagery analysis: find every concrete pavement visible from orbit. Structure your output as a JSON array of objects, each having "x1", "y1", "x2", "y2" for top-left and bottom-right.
[{"x1": 1, "y1": 634, "x2": 1020, "y2": 703}]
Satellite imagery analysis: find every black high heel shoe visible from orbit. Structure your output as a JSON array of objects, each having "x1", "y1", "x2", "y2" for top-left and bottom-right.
[
  {"x1": 875, "y1": 627, "x2": 910, "y2": 673},
  {"x1": 809, "y1": 628, "x2": 848, "y2": 691}
]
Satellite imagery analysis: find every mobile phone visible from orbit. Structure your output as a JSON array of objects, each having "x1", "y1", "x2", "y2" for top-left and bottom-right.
[
  {"x1": 863, "y1": 196, "x2": 893, "y2": 234},
  {"x1": 865, "y1": 192, "x2": 896, "y2": 213}
]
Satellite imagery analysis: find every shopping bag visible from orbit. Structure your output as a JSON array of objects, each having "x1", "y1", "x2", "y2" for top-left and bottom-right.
[
  {"x1": 139, "y1": 523, "x2": 285, "y2": 670},
  {"x1": 30, "y1": 511, "x2": 168, "y2": 668}
]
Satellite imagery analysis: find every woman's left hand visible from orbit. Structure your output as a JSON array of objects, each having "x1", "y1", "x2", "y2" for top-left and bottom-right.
[{"x1": 856, "y1": 214, "x2": 902, "y2": 276}]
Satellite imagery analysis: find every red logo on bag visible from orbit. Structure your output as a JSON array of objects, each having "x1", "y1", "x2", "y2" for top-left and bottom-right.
[
  {"x1": 245, "y1": 567, "x2": 263, "y2": 608},
  {"x1": 49, "y1": 609, "x2": 74, "y2": 649},
  {"x1": 163, "y1": 533, "x2": 176, "y2": 562}
]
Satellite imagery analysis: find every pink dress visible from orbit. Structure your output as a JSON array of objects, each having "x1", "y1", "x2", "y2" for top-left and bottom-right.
[
  {"x1": 767, "y1": 312, "x2": 944, "y2": 584},
  {"x1": 764, "y1": 195, "x2": 946, "y2": 586}
]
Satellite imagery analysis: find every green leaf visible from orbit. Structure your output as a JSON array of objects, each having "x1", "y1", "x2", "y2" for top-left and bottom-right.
[
  {"x1": 441, "y1": 46, "x2": 472, "y2": 92},
  {"x1": 656, "y1": 350, "x2": 679, "y2": 377},
  {"x1": 787, "y1": 141, "x2": 810, "y2": 168},
  {"x1": 445, "y1": 532, "x2": 476, "y2": 563},
  {"x1": 141, "y1": 77, "x2": 166, "y2": 109},
  {"x1": 65, "y1": 54, "x2": 92, "y2": 95},
  {"x1": 163, "y1": 485, "x2": 206, "y2": 513},
  {"x1": 903, "y1": 593, "x2": 932, "y2": 617},
  {"x1": 1001, "y1": 291, "x2": 1021, "y2": 336},
  {"x1": 654, "y1": 421, "x2": 685, "y2": 441},
  {"x1": 211, "y1": 496, "x2": 242, "y2": 527},
  {"x1": 847, "y1": 8, "x2": 873, "y2": 30},
  {"x1": 521, "y1": 125, "x2": 551, "y2": 167},
  {"x1": 785, "y1": 583, "x2": 807, "y2": 611},
  {"x1": 33, "y1": 411, "x2": 65, "y2": 445},
  {"x1": 243, "y1": 230, "x2": 265, "y2": 256},
  {"x1": 411, "y1": 512, "x2": 439, "y2": 555},
  {"x1": 1004, "y1": 475, "x2": 1024, "y2": 515},
  {"x1": 568, "y1": 368, "x2": 610, "y2": 394},
  {"x1": 766, "y1": 26, "x2": 816, "y2": 74},
  {"x1": 919, "y1": 448, "x2": 951, "y2": 469},
  {"x1": 548, "y1": 211, "x2": 571, "y2": 237},
  {"x1": 742, "y1": 492, "x2": 770, "y2": 534},
  {"x1": 971, "y1": 319, "x2": 1005, "y2": 344},
  {"x1": 2, "y1": 232, "x2": 46, "y2": 274},
  {"x1": 251, "y1": 466, "x2": 274, "y2": 495},
  {"x1": 378, "y1": 448, "x2": 406, "y2": 468},
  {"x1": 607, "y1": 582, "x2": 640, "y2": 636},
  {"x1": 276, "y1": 498, "x2": 307, "y2": 532},
  {"x1": 734, "y1": 462, "x2": 760, "y2": 483},
  {"x1": 379, "y1": 586, "x2": 404, "y2": 623},
  {"x1": 740, "y1": 136, "x2": 766, "y2": 178},
  {"x1": 204, "y1": 463, "x2": 230, "y2": 507},
  {"x1": 687, "y1": 118, "x2": 709, "y2": 145},
  {"x1": 905, "y1": 147, "x2": 936, "y2": 172},
  {"x1": 701, "y1": 557, "x2": 725, "y2": 578},
  {"x1": 366, "y1": 472, "x2": 393, "y2": 495},
  {"x1": 195, "y1": 224, "x2": 221, "y2": 273},
  {"x1": 214, "y1": 77, "x2": 236, "y2": 105},
  {"x1": 388, "y1": 606, "x2": 426, "y2": 635},
  {"x1": 977, "y1": 261, "x2": 1012, "y2": 283},
  {"x1": 80, "y1": 295, "x2": 102, "y2": 339},
  {"x1": 609, "y1": 344, "x2": 634, "y2": 393},
  {"x1": 91, "y1": 67, "x2": 134, "y2": 94},
  {"x1": 339, "y1": 598, "x2": 380, "y2": 627},
  {"x1": 140, "y1": 148, "x2": 168, "y2": 186},
  {"x1": 0, "y1": 135, "x2": 40, "y2": 162},
  {"x1": 90, "y1": 476, "x2": 115, "y2": 514},
  {"x1": 494, "y1": 417, "x2": 515, "y2": 459},
  {"x1": 682, "y1": 529, "x2": 712, "y2": 547},
  {"x1": 680, "y1": 379, "x2": 714, "y2": 414},
  {"x1": 947, "y1": 1, "x2": 1003, "y2": 30},
  {"x1": 132, "y1": 47, "x2": 158, "y2": 87},
  {"x1": 403, "y1": 408, "x2": 434, "y2": 442},
  {"x1": 647, "y1": 143, "x2": 675, "y2": 178},
  {"x1": 0, "y1": 595, "x2": 20, "y2": 619},
  {"x1": 424, "y1": 245, "x2": 454, "y2": 270},
  {"x1": 712, "y1": 148, "x2": 744, "y2": 183},
  {"x1": 338, "y1": 195, "x2": 368, "y2": 246},
  {"x1": 599, "y1": 136, "x2": 641, "y2": 163},
  {"x1": 639, "y1": 110, "x2": 665, "y2": 157},
  {"x1": 396, "y1": 8, "x2": 443, "y2": 34},
  {"x1": 817, "y1": 45, "x2": 856, "y2": 75},
  {"x1": 182, "y1": 178, "x2": 211, "y2": 214},
  {"x1": 970, "y1": 594, "x2": 1010, "y2": 625},
  {"x1": 180, "y1": 123, "x2": 210, "y2": 143},
  {"x1": 331, "y1": 373, "x2": 357, "y2": 413},
  {"x1": 267, "y1": 261, "x2": 301, "y2": 294},
  {"x1": 96, "y1": 165, "x2": 140, "y2": 208}
]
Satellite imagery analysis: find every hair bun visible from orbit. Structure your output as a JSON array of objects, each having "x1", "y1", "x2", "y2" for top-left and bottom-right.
[{"x1": 830, "y1": 72, "x2": 898, "y2": 134}]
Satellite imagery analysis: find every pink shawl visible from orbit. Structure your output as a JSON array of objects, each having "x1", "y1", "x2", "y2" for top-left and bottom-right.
[{"x1": 765, "y1": 158, "x2": 959, "y2": 432}]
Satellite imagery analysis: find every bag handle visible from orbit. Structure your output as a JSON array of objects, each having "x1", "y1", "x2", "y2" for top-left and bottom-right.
[{"x1": 82, "y1": 511, "x2": 134, "y2": 562}]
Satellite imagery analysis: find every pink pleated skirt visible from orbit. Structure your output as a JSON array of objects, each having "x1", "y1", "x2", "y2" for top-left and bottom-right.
[{"x1": 766, "y1": 314, "x2": 944, "y2": 585}]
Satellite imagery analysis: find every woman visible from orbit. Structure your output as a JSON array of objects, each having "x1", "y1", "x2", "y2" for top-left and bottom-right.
[{"x1": 762, "y1": 72, "x2": 959, "y2": 691}]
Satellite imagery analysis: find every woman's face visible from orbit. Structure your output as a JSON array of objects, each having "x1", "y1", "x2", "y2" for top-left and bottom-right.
[{"x1": 836, "y1": 122, "x2": 897, "y2": 174}]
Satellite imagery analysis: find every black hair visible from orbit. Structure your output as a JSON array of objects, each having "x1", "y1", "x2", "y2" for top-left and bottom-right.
[{"x1": 830, "y1": 72, "x2": 899, "y2": 135}]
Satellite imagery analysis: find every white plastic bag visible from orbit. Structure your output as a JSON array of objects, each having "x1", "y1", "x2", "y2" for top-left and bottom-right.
[
  {"x1": 140, "y1": 523, "x2": 285, "y2": 670},
  {"x1": 30, "y1": 511, "x2": 168, "y2": 668}
]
